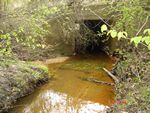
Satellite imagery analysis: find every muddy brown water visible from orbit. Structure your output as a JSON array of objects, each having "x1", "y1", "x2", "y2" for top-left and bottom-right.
[{"x1": 9, "y1": 54, "x2": 116, "y2": 113}]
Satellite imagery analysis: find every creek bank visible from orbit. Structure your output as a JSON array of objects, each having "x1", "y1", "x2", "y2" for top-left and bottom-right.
[
  {"x1": 8, "y1": 54, "x2": 115, "y2": 113},
  {"x1": 108, "y1": 52, "x2": 150, "y2": 113},
  {"x1": 0, "y1": 56, "x2": 50, "y2": 113}
]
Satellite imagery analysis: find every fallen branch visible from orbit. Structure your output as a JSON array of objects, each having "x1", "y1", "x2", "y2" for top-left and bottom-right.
[
  {"x1": 80, "y1": 77, "x2": 115, "y2": 86},
  {"x1": 102, "y1": 68, "x2": 119, "y2": 83}
]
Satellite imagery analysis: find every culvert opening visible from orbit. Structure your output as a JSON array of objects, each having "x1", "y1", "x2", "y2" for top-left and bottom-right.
[{"x1": 75, "y1": 19, "x2": 112, "y2": 54}]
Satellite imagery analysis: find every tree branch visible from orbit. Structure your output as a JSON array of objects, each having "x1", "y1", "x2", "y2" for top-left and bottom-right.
[
  {"x1": 87, "y1": 8, "x2": 111, "y2": 27},
  {"x1": 136, "y1": 15, "x2": 149, "y2": 36}
]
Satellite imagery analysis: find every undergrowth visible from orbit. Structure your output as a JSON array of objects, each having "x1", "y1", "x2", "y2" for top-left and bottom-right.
[{"x1": 108, "y1": 52, "x2": 150, "y2": 113}]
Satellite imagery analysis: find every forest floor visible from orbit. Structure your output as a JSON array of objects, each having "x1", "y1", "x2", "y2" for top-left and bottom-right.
[
  {"x1": 0, "y1": 56, "x2": 50, "y2": 113},
  {"x1": 109, "y1": 52, "x2": 150, "y2": 113}
]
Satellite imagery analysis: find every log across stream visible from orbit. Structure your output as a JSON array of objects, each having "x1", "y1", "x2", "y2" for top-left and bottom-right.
[{"x1": 9, "y1": 53, "x2": 116, "y2": 113}]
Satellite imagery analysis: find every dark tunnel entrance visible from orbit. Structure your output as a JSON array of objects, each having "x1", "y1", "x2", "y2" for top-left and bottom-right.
[{"x1": 75, "y1": 19, "x2": 112, "y2": 54}]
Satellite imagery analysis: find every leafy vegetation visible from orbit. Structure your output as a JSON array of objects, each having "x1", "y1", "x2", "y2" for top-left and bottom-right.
[
  {"x1": 0, "y1": 0, "x2": 62, "y2": 55},
  {"x1": 101, "y1": 24, "x2": 150, "y2": 51},
  {"x1": 110, "y1": 0, "x2": 149, "y2": 37}
]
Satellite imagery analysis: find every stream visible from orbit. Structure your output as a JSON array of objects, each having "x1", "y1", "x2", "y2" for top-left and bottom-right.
[{"x1": 9, "y1": 53, "x2": 116, "y2": 113}]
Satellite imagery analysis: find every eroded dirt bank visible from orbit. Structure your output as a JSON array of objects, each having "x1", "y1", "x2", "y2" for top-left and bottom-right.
[{"x1": 0, "y1": 56, "x2": 50, "y2": 113}]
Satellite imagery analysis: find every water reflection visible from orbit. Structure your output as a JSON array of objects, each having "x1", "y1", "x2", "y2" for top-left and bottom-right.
[{"x1": 22, "y1": 90, "x2": 108, "y2": 113}]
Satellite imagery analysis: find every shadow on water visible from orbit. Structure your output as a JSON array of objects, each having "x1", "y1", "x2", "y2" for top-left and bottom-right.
[{"x1": 9, "y1": 53, "x2": 116, "y2": 113}]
